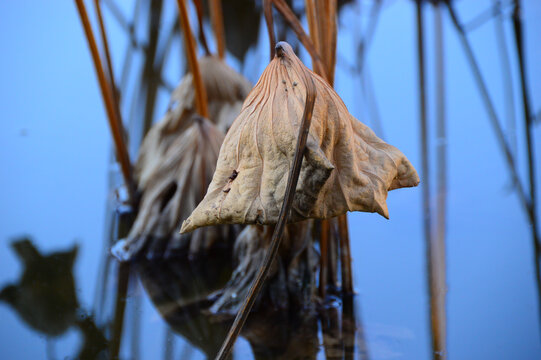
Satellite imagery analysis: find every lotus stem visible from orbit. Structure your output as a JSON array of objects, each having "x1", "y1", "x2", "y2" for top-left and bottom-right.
[
  {"x1": 511, "y1": 0, "x2": 541, "y2": 330},
  {"x1": 176, "y1": 0, "x2": 209, "y2": 119},
  {"x1": 319, "y1": 219, "x2": 330, "y2": 297},
  {"x1": 191, "y1": 0, "x2": 211, "y2": 56},
  {"x1": 110, "y1": 262, "x2": 130, "y2": 358},
  {"x1": 446, "y1": 2, "x2": 530, "y2": 219},
  {"x1": 215, "y1": 47, "x2": 317, "y2": 360},
  {"x1": 93, "y1": 0, "x2": 120, "y2": 109},
  {"x1": 432, "y1": 2, "x2": 447, "y2": 359},
  {"x1": 75, "y1": 0, "x2": 136, "y2": 203},
  {"x1": 338, "y1": 214, "x2": 353, "y2": 293},
  {"x1": 263, "y1": 0, "x2": 275, "y2": 60},
  {"x1": 271, "y1": 0, "x2": 327, "y2": 79},
  {"x1": 210, "y1": 0, "x2": 226, "y2": 58}
]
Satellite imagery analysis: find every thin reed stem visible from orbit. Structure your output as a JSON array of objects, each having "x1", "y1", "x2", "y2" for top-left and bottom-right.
[
  {"x1": 191, "y1": 0, "x2": 211, "y2": 56},
  {"x1": 210, "y1": 0, "x2": 226, "y2": 58},
  {"x1": 446, "y1": 2, "x2": 534, "y2": 237},
  {"x1": 215, "y1": 47, "x2": 317, "y2": 360},
  {"x1": 493, "y1": 0, "x2": 517, "y2": 156},
  {"x1": 75, "y1": 0, "x2": 136, "y2": 203},
  {"x1": 176, "y1": 0, "x2": 209, "y2": 119},
  {"x1": 263, "y1": 0, "x2": 275, "y2": 60},
  {"x1": 271, "y1": 0, "x2": 327, "y2": 79},
  {"x1": 325, "y1": 0, "x2": 337, "y2": 85},
  {"x1": 319, "y1": 219, "x2": 330, "y2": 297},
  {"x1": 305, "y1": 0, "x2": 320, "y2": 57},
  {"x1": 338, "y1": 214, "x2": 353, "y2": 293},
  {"x1": 93, "y1": 0, "x2": 120, "y2": 109},
  {"x1": 432, "y1": 3, "x2": 447, "y2": 359},
  {"x1": 511, "y1": 0, "x2": 541, "y2": 330}
]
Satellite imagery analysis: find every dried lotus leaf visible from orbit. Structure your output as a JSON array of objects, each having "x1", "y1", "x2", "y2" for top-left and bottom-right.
[
  {"x1": 137, "y1": 56, "x2": 251, "y2": 189},
  {"x1": 113, "y1": 116, "x2": 230, "y2": 260},
  {"x1": 181, "y1": 42, "x2": 419, "y2": 233}
]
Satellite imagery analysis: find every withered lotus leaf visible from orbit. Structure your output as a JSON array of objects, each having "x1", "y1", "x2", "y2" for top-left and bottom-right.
[
  {"x1": 137, "y1": 56, "x2": 251, "y2": 189},
  {"x1": 114, "y1": 57, "x2": 250, "y2": 259},
  {"x1": 113, "y1": 116, "x2": 227, "y2": 259},
  {"x1": 181, "y1": 42, "x2": 419, "y2": 233}
]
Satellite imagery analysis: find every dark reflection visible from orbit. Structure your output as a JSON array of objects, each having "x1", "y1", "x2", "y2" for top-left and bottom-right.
[
  {"x1": 0, "y1": 237, "x2": 108, "y2": 359},
  {"x1": 135, "y1": 239, "x2": 365, "y2": 360},
  {"x1": 0, "y1": 238, "x2": 78, "y2": 336},
  {"x1": 134, "y1": 247, "x2": 234, "y2": 358}
]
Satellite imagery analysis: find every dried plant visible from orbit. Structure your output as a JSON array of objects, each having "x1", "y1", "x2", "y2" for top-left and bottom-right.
[
  {"x1": 113, "y1": 57, "x2": 251, "y2": 260},
  {"x1": 181, "y1": 42, "x2": 419, "y2": 234}
]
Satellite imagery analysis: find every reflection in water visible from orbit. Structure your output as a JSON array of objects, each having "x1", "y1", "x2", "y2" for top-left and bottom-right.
[
  {"x1": 0, "y1": 238, "x2": 78, "y2": 336},
  {"x1": 0, "y1": 238, "x2": 108, "y2": 359},
  {"x1": 135, "y1": 243, "x2": 367, "y2": 360},
  {"x1": 135, "y1": 248, "x2": 234, "y2": 358}
]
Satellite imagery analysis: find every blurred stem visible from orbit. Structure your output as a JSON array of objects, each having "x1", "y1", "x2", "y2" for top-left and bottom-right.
[
  {"x1": 110, "y1": 262, "x2": 130, "y2": 359},
  {"x1": 176, "y1": 0, "x2": 209, "y2": 119},
  {"x1": 512, "y1": 0, "x2": 539, "y2": 248},
  {"x1": 446, "y1": 2, "x2": 533, "y2": 229},
  {"x1": 210, "y1": 0, "x2": 226, "y2": 58},
  {"x1": 433, "y1": 3, "x2": 447, "y2": 359},
  {"x1": 75, "y1": 0, "x2": 136, "y2": 203},
  {"x1": 215, "y1": 57, "x2": 317, "y2": 360},
  {"x1": 338, "y1": 215, "x2": 353, "y2": 293},
  {"x1": 305, "y1": 0, "x2": 320, "y2": 58},
  {"x1": 93, "y1": 0, "x2": 121, "y2": 118},
  {"x1": 323, "y1": 0, "x2": 337, "y2": 84},
  {"x1": 493, "y1": 0, "x2": 517, "y2": 157},
  {"x1": 512, "y1": 0, "x2": 541, "y2": 329},
  {"x1": 191, "y1": 0, "x2": 211, "y2": 56},
  {"x1": 319, "y1": 220, "x2": 330, "y2": 297},
  {"x1": 269, "y1": 0, "x2": 327, "y2": 78},
  {"x1": 263, "y1": 0, "x2": 275, "y2": 60}
]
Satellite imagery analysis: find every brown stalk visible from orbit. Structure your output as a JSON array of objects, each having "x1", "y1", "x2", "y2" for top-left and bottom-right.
[
  {"x1": 325, "y1": 0, "x2": 337, "y2": 85},
  {"x1": 319, "y1": 219, "x2": 330, "y2": 297},
  {"x1": 417, "y1": 2, "x2": 446, "y2": 359},
  {"x1": 328, "y1": 218, "x2": 339, "y2": 288},
  {"x1": 215, "y1": 46, "x2": 317, "y2": 360},
  {"x1": 93, "y1": 0, "x2": 119, "y2": 108},
  {"x1": 432, "y1": 3, "x2": 447, "y2": 359},
  {"x1": 191, "y1": 0, "x2": 211, "y2": 56},
  {"x1": 263, "y1": 0, "x2": 275, "y2": 60},
  {"x1": 75, "y1": 0, "x2": 136, "y2": 203},
  {"x1": 338, "y1": 214, "x2": 353, "y2": 293},
  {"x1": 305, "y1": 0, "x2": 320, "y2": 56},
  {"x1": 270, "y1": 0, "x2": 327, "y2": 79},
  {"x1": 176, "y1": 0, "x2": 209, "y2": 119},
  {"x1": 209, "y1": 0, "x2": 226, "y2": 58}
]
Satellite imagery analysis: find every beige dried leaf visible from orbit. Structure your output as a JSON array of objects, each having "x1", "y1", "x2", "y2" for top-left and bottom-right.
[
  {"x1": 181, "y1": 42, "x2": 419, "y2": 233},
  {"x1": 113, "y1": 56, "x2": 251, "y2": 259},
  {"x1": 113, "y1": 116, "x2": 227, "y2": 259},
  {"x1": 137, "y1": 56, "x2": 251, "y2": 189}
]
